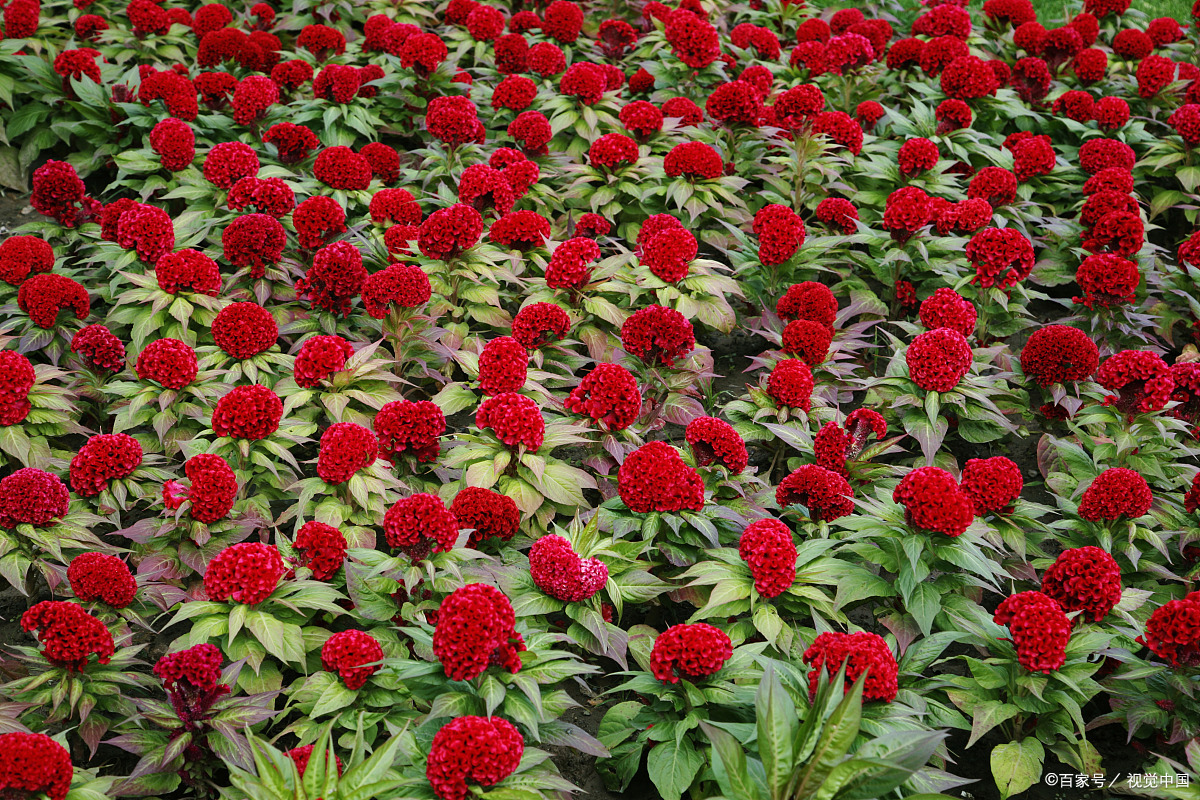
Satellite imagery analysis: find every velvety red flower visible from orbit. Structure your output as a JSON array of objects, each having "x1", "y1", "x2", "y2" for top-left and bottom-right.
[
  {"x1": 893, "y1": 466, "x2": 974, "y2": 536},
  {"x1": 618, "y1": 441, "x2": 704, "y2": 513},
  {"x1": 1053, "y1": 90, "x2": 1094, "y2": 122},
  {"x1": 297, "y1": 241, "x2": 367, "y2": 316},
  {"x1": 776, "y1": 464, "x2": 854, "y2": 521},
  {"x1": 31, "y1": 160, "x2": 99, "y2": 228},
  {"x1": 212, "y1": 302, "x2": 277, "y2": 359},
  {"x1": 965, "y1": 227, "x2": 1034, "y2": 289},
  {"x1": 1136, "y1": 54, "x2": 1176, "y2": 98},
  {"x1": 487, "y1": 211, "x2": 550, "y2": 251},
  {"x1": 286, "y1": 745, "x2": 343, "y2": 779},
  {"x1": 473, "y1": 391, "x2": 543, "y2": 452},
  {"x1": 906, "y1": 328, "x2": 971, "y2": 391},
  {"x1": 766, "y1": 359, "x2": 814, "y2": 410},
  {"x1": 433, "y1": 584, "x2": 524, "y2": 680},
  {"x1": 1073, "y1": 253, "x2": 1139, "y2": 308},
  {"x1": 292, "y1": 335, "x2": 351, "y2": 388},
  {"x1": 507, "y1": 110, "x2": 552, "y2": 155},
  {"x1": 1019, "y1": 325, "x2": 1098, "y2": 386},
  {"x1": 68, "y1": 552, "x2": 136, "y2": 608},
  {"x1": 135, "y1": 338, "x2": 198, "y2": 389},
  {"x1": 650, "y1": 623, "x2": 732, "y2": 683},
  {"x1": 0, "y1": 349, "x2": 34, "y2": 426},
  {"x1": 811, "y1": 111, "x2": 863, "y2": 154},
  {"x1": 68, "y1": 324, "x2": 123, "y2": 374},
  {"x1": 317, "y1": 422, "x2": 377, "y2": 485},
  {"x1": 181, "y1": 453, "x2": 237, "y2": 523},
  {"x1": 0, "y1": 733, "x2": 73, "y2": 800},
  {"x1": 0, "y1": 235, "x2": 54, "y2": 286},
  {"x1": 919, "y1": 288, "x2": 975, "y2": 337},
  {"x1": 427, "y1": 716, "x2": 524, "y2": 800},
  {"x1": 705, "y1": 80, "x2": 763, "y2": 127},
  {"x1": 737, "y1": 518, "x2": 796, "y2": 598},
  {"x1": 774, "y1": 283, "x2": 835, "y2": 329},
  {"x1": 882, "y1": 187, "x2": 931, "y2": 243},
  {"x1": 803, "y1": 631, "x2": 898, "y2": 701},
  {"x1": 203, "y1": 142, "x2": 260, "y2": 190},
  {"x1": 661, "y1": 97, "x2": 704, "y2": 127},
  {"x1": 375, "y1": 400, "x2": 445, "y2": 463},
  {"x1": 263, "y1": 122, "x2": 320, "y2": 163},
  {"x1": 959, "y1": 456, "x2": 1023, "y2": 516},
  {"x1": 397, "y1": 32, "x2": 447, "y2": 76},
  {"x1": 204, "y1": 542, "x2": 283, "y2": 604},
  {"x1": 147, "y1": 118, "x2": 195, "y2": 172},
  {"x1": 966, "y1": 167, "x2": 1018, "y2": 209},
  {"x1": 0, "y1": 468, "x2": 69, "y2": 529},
  {"x1": 565, "y1": 363, "x2": 640, "y2": 430},
  {"x1": 1078, "y1": 467, "x2": 1153, "y2": 521},
  {"x1": 1009, "y1": 135, "x2": 1056, "y2": 182},
  {"x1": 114, "y1": 203, "x2": 173, "y2": 264},
  {"x1": 557, "y1": 62, "x2": 605, "y2": 106},
  {"x1": 995, "y1": 591, "x2": 1071, "y2": 672},
  {"x1": 920, "y1": 36, "x2": 969, "y2": 77},
  {"x1": 451, "y1": 487, "x2": 520, "y2": 546},
  {"x1": 313, "y1": 146, "x2": 371, "y2": 191},
  {"x1": 753, "y1": 204, "x2": 806, "y2": 266},
  {"x1": 526, "y1": 41, "x2": 566, "y2": 75},
  {"x1": 575, "y1": 213, "x2": 611, "y2": 239},
  {"x1": 621, "y1": 305, "x2": 695, "y2": 368},
  {"x1": 212, "y1": 384, "x2": 282, "y2": 440},
  {"x1": 288, "y1": 522, "x2": 344, "y2": 582},
  {"x1": 426, "y1": 96, "x2": 484, "y2": 149},
  {"x1": 813, "y1": 409, "x2": 886, "y2": 475},
  {"x1": 227, "y1": 177, "x2": 295, "y2": 218},
  {"x1": 1082, "y1": 209, "x2": 1143, "y2": 257},
  {"x1": 419, "y1": 204, "x2": 483, "y2": 261},
  {"x1": 21, "y1": 601, "x2": 113, "y2": 671},
  {"x1": 477, "y1": 336, "x2": 528, "y2": 396},
  {"x1": 664, "y1": 8, "x2": 720, "y2": 68},
  {"x1": 1097, "y1": 349, "x2": 1174, "y2": 414},
  {"x1": 814, "y1": 198, "x2": 858, "y2": 234},
  {"x1": 640, "y1": 226, "x2": 697, "y2": 284},
  {"x1": 1169, "y1": 104, "x2": 1200, "y2": 146},
  {"x1": 221, "y1": 213, "x2": 286, "y2": 279},
  {"x1": 139, "y1": 70, "x2": 199, "y2": 121},
  {"x1": 75, "y1": 13, "x2": 108, "y2": 40},
  {"x1": 1138, "y1": 591, "x2": 1200, "y2": 667},
  {"x1": 896, "y1": 138, "x2": 939, "y2": 175},
  {"x1": 457, "y1": 164, "x2": 516, "y2": 217},
  {"x1": 230, "y1": 75, "x2": 278, "y2": 126},
  {"x1": 493, "y1": 32, "x2": 528, "y2": 73},
  {"x1": 195, "y1": 71, "x2": 239, "y2": 107},
  {"x1": 2, "y1": 0, "x2": 40, "y2": 37},
  {"x1": 529, "y1": 534, "x2": 607, "y2": 601},
  {"x1": 320, "y1": 629, "x2": 382, "y2": 690},
  {"x1": 686, "y1": 416, "x2": 747, "y2": 474},
  {"x1": 361, "y1": 263, "x2": 431, "y2": 318},
  {"x1": 780, "y1": 320, "x2": 833, "y2": 366},
  {"x1": 491, "y1": 74, "x2": 537, "y2": 111},
  {"x1": 1042, "y1": 546, "x2": 1121, "y2": 623},
  {"x1": 69, "y1": 433, "x2": 142, "y2": 497},
  {"x1": 152, "y1": 250, "x2": 219, "y2": 297},
  {"x1": 368, "y1": 189, "x2": 420, "y2": 226},
  {"x1": 1079, "y1": 138, "x2": 1135, "y2": 174},
  {"x1": 663, "y1": 141, "x2": 722, "y2": 181}
]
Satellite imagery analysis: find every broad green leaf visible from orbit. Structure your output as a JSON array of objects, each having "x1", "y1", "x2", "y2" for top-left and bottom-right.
[{"x1": 991, "y1": 738, "x2": 1044, "y2": 800}]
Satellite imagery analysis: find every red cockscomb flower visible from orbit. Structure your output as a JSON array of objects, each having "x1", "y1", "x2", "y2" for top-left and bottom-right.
[
  {"x1": 263, "y1": 122, "x2": 320, "y2": 163},
  {"x1": 906, "y1": 328, "x2": 971, "y2": 392},
  {"x1": 754, "y1": 205, "x2": 806, "y2": 266},
  {"x1": 71, "y1": 324, "x2": 125, "y2": 373},
  {"x1": 427, "y1": 716, "x2": 524, "y2": 800},
  {"x1": 776, "y1": 464, "x2": 854, "y2": 521},
  {"x1": 204, "y1": 542, "x2": 283, "y2": 604},
  {"x1": 1020, "y1": 326, "x2": 1098, "y2": 386},
  {"x1": 1078, "y1": 468, "x2": 1152, "y2": 521},
  {"x1": 375, "y1": 400, "x2": 445, "y2": 463},
  {"x1": 803, "y1": 631, "x2": 898, "y2": 701},
  {"x1": 814, "y1": 198, "x2": 858, "y2": 234},
  {"x1": 966, "y1": 227, "x2": 1034, "y2": 289},
  {"x1": 0, "y1": 235, "x2": 54, "y2": 286},
  {"x1": 893, "y1": 466, "x2": 975, "y2": 536},
  {"x1": 212, "y1": 384, "x2": 282, "y2": 440},
  {"x1": 1042, "y1": 546, "x2": 1121, "y2": 623},
  {"x1": 297, "y1": 241, "x2": 367, "y2": 317},
  {"x1": 432, "y1": 584, "x2": 524, "y2": 680},
  {"x1": 766, "y1": 359, "x2": 814, "y2": 410},
  {"x1": 995, "y1": 591, "x2": 1071, "y2": 672},
  {"x1": 664, "y1": 8, "x2": 720, "y2": 69},
  {"x1": 180, "y1": 453, "x2": 238, "y2": 523},
  {"x1": 155, "y1": 249, "x2": 221, "y2": 296},
  {"x1": 293, "y1": 521, "x2": 347, "y2": 580},
  {"x1": 898, "y1": 138, "x2": 939, "y2": 175},
  {"x1": 222, "y1": 213, "x2": 287, "y2": 278},
  {"x1": 621, "y1": 305, "x2": 695, "y2": 367},
  {"x1": 68, "y1": 552, "x2": 136, "y2": 608},
  {"x1": 212, "y1": 302, "x2": 277, "y2": 359},
  {"x1": 663, "y1": 141, "x2": 723, "y2": 180},
  {"x1": 19, "y1": 273, "x2": 89, "y2": 329},
  {"x1": 478, "y1": 336, "x2": 528, "y2": 395},
  {"x1": 317, "y1": 422, "x2": 377, "y2": 485},
  {"x1": 882, "y1": 187, "x2": 932, "y2": 243},
  {"x1": 0, "y1": 733, "x2": 73, "y2": 800},
  {"x1": 451, "y1": 487, "x2": 520, "y2": 546},
  {"x1": 313, "y1": 146, "x2": 372, "y2": 191},
  {"x1": 919, "y1": 289, "x2": 975, "y2": 337},
  {"x1": 149, "y1": 118, "x2": 195, "y2": 171},
  {"x1": 136, "y1": 338, "x2": 198, "y2": 389},
  {"x1": 70, "y1": 433, "x2": 142, "y2": 497},
  {"x1": 959, "y1": 456, "x2": 1023, "y2": 515},
  {"x1": 20, "y1": 601, "x2": 113, "y2": 671},
  {"x1": 426, "y1": 96, "x2": 484, "y2": 149},
  {"x1": 530, "y1": 534, "x2": 608, "y2": 601},
  {"x1": 203, "y1": 141, "x2": 260, "y2": 190},
  {"x1": 0, "y1": 468, "x2": 68, "y2": 529},
  {"x1": 650, "y1": 623, "x2": 732, "y2": 683},
  {"x1": 419, "y1": 204, "x2": 483, "y2": 261},
  {"x1": 1073, "y1": 253, "x2": 1139, "y2": 308},
  {"x1": 618, "y1": 441, "x2": 704, "y2": 513},
  {"x1": 739, "y1": 518, "x2": 796, "y2": 598},
  {"x1": 685, "y1": 416, "x2": 747, "y2": 474},
  {"x1": 477, "y1": 392, "x2": 544, "y2": 451},
  {"x1": 321, "y1": 629, "x2": 382, "y2": 689},
  {"x1": 362, "y1": 264, "x2": 432, "y2": 318},
  {"x1": 588, "y1": 133, "x2": 639, "y2": 172},
  {"x1": 777, "y1": 282, "x2": 837, "y2": 327},
  {"x1": 1097, "y1": 349, "x2": 1174, "y2": 414},
  {"x1": 1138, "y1": 592, "x2": 1200, "y2": 667},
  {"x1": 565, "y1": 363, "x2": 640, "y2": 431}
]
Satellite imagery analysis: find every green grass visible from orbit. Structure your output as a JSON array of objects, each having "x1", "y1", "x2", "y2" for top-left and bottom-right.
[{"x1": 1030, "y1": 0, "x2": 1191, "y2": 22}]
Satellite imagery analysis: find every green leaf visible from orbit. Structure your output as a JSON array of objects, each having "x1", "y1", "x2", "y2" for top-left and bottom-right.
[
  {"x1": 967, "y1": 701, "x2": 1019, "y2": 749},
  {"x1": 700, "y1": 721, "x2": 763, "y2": 800},
  {"x1": 791, "y1": 673, "x2": 864, "y2": 800},
  {"x1": 908, "y1": 583, "x2": 941, "y2": 637},
  {"x1": 646, "y1": 737, "x2": 703, "y2": 800},
  {"x1": 991, "y1": 739, "x2": 1044, "y2": 800},
  {"x1": 756, "y1": 665, "x2": 795, "y2": 800},
  {"x1": 310, "y1": 677, "x2": 357, "y2": 717}
]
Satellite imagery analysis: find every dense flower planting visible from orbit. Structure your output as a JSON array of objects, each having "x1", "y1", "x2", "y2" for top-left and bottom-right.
[{"x1": 4, "y1": 0, "x2": 1200, "y2": 797}]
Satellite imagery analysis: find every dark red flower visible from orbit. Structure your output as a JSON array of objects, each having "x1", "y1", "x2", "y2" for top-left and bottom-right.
[
  {"x1": 221, "y1": 213, "x2": 286, "y2": 279},
  {"x1": 419, "y1": 204, "x2": 483, "y2": 261},
  {"x1": 204, "y1": 542, "x2": 283, "y2": 604},
  {"x1": 959, "y1": 456, "x2": 1023, "y2": 515},
  {"x1": 1073, "y1": 253, "x2": 1139, "y2": 308},
  {"x1": 1008, "y1": 135, "x2": 1056, "y2": 182},
  {"x1": 115, "y1": 203, "x2": 174, "y2": 264},
  {"x1": 478, "y1": 336, "x2": 528, "y2": 396},
  {"x1": 1138, "y1": 592, "x2": 1200, "y2": 667},
  {"x1": 203, "y1": 142, "x2": 260, "y2": 190},
  {"x1": 297, "y1": 241, "x2": 367, "y2": 317},
  {"x1": 212, "y1": 302, "x2": 277, "y2": 359},
  {"x1": 492, "y1": 74, "x2": 537, "y2": 111},
  {"x1": 182, "y1": 453, "x2": 237, "y2": 523},
  {"x1": 427, "y1": 716, "x2": 523, "y2": 800},
  {"x1": 1042, "y1": 546, "x2": 1121, "y2": 623},
  {"x1": 212, "y1": 384, "x2": 283, "y2": 440},
  {"x1": 1136, "y1": 54, "x2": 1176, "y2": 98},
  {"x1": 148, "y1": 118, "x2": 195, "y2": 172},
  {"x1": 664, "y1": 8, "x2": 719, "y2": 69},
  {"x1": 894, "y1": 466, "x2": 974, "y2": 536},
  {"x1": 566, "y1": 363, "x2": 640, "y2": 431},
  {"x1": 995, "y1": 591, "x2": 1071, "y2": 672},
  {"x1": 754, "y1": 205, "x2": 806, "y2": 266},
  {"x1": 0, "y1": 734, "x2": 73, "y2": 800},
  {"x1": 70, "y1": 433, "x2": 142, "y2": 497},
  {"x1": 0, "y1": 468, "x2": 68, "y2": 529},
  {"x1": 686, "y1": 416, "x2": 747, "y2": 474},
  {"x1": 432, "y1": 584, "x2": 524, "y2": 680},
  {"x1": 766, "y1": 359, "x2": 813, "y2": 410},
  {"x1": 477, "y1": 392, "x2": 543, "y2": 451},
  {"x1": 906, "y1": 328, "x2": 971, "y2": 391},
  {"x1": 966, "y1": 227, "x2": 1034, "y2": 289},
  {"x1": 803, "y1": 631, "x2": 897, "y2": 701},
  {"x1": 313, "y1": 146, "x2": 372, "y2": 191},
  {"x1": 919, "y1": 288, "x2": 975, "y2": 337},
  {"x1": 321, "y1": 629, "x2": 382, "y2": 689},
  {"x1": 662, "y1": 96, "x2": 704, "y2": 125},
  {"x1": 0, "y1": 235, "x2": 54, "y2": 286},
  {"x1": 293, "y1": 335, "x2": 352, "y2": 388},
  {"x1": 738, "y1": 518, "x2": 796, "y2": 598},
  {"x1": 508, "y1": 111, "x2": 552, "y2": 155},
  {"x1": 1078, "y1": 468, "x2": 1152, "y2": 521},
  {"x1": 621, "y1": 305, "x2": 695, "y2": 368},
  {"x1": 362, "y1": 264, "x2": 431, "y2": 318},
  {"x1": 375, "y1": 400, "x2": 445, "y2": 463},
  {"x1": 20, "y1": 601, "x2": 113, "y2": 671},
  {"x1": 68, "y1": 552, "x2": 136, "y2": 608},
  {"x1": 650, "y1": 623, "x2": 732, "y2": 683},
  {"x1": 776, "y1": 464, "x2": 854, "y2": 521},
  {"x1": 882, "y1": 186, "x2": 932, "y2": 242},
  {"x1": 136, "y1": 338, "x2": 198, "y2": 389},
  {"x1": 426, "y1": 96, "x2": 484, "y2": 149},
  {"x1": 530, "y1": 534, "x2": 607, "y2": 601},
  {"x1": 1079, "y1": 138, "x2": 1136, "y2": 174},
  {"x1": 263, "y1": 122, "x2": 320, "y2": 164},
  {"x1": 814, "y1": 198, "x2": 858, "y2": 234},
  {"x1": 618, "y1": 441, "x2": 704, "y2": 513},
  {"x1": 1097, "y1": 349, "x2": 1174, "y2": 413},
  {"x1": 31, "y1": 160, "x2": 97, "y2": 228},
  {"x1": 1020, "y1": 326, "x2": 1098, "y2": 386},
  {"x1": 70, "y1": 324, "x2": 124, "y2": 373},
  {"x1": 451, "y1": 487, "x2": 520, "y2": 546},
  {"x1": 489, "y1": 211, "x2": 551, "y2": 251},
  {"x1": 526, "y1": 41, "x2": 566, "y2": 75},
  {"x1": 317, "y1": 423, "x2": 377, "y2": 485}
]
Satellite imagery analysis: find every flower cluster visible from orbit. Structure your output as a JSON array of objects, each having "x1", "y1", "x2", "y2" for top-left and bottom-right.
[
  {"x1": 136, "y1": 338, "x2": 198, "y2": 389},
  {"x1": 0, "y1": 734, "x2": 73, "y2": 800},
  {"x1": 317, "y1": 422, "x2": 378, "y2": 484},
  {"x1": 739, "y1": 518, "x2": 797, "y2": 598},
  {"x1": 321, "y1": 629, "x2": 383, "y2": 690},
  {"x1": 426, "y1": 716, "x2": 524, "y2": 800},
  {"x1": 1019, "y1": 325, "x2": 1098, "y2": 386},
  {"x1": 685, "y1": 416, "x2": 748, "y2": 473},
  {"x1": 529, "y1": 534, "x2": 608, "y2": 601},
  {"x1": 649, "y1": 623, "x2": 733, "y2": 683},
  {"x1": 294, "y1": 521, "x2": 348, "y2": 580},
  {"x1": 204, "y1": 542, "x2": 284, "y2": 605},
  {"x1": 68, "y1": 552, "x2": 137, "y2": 608},
  {"x1": 802, "y1": 631, "x2": 898, "y2": 702},
  {"x1": 1041, "y1": 546, "x2": 1122, "y2": 623},
  {"x1": 906, "y1": 328, "x2": 972, "y2": 392},
  {"x1": 384, "y1": 493, "x2": 459, "y2": 558},
  {"x1": 432, "y1": 583, "x2": 525, "y2": 681},
  {"x1": 155, "y1": 249, "x2": 221, "y2": 295},
  {"x1": 618, "y1": 441, "x2": 705, "y2": 513},
  {"x1": 621, "y1": 305, "x2": 695, "y2": 367},
  {"x1": 767, "y1": 359, "x2": 814, "y2": 410},
  {"x1": 565, "y1": 363, "x2": 641, "y2": 431},
  {"x1": 212, "y1": 384, "x2": 283, "y2": 440},
  {"x1": 451, "y1": 487, "x2": 520, "y2": 546},
  {"x1": 478, "y1": 336, "x2": 528, "y2": 395},
  {"x1": 959, "y1": 456, "x2": 1023, "y2": 515},
  {"x1": 1077, "y1": 468, "x2": 1152, "y2": 521},
  {"x1": 1138, "y1": 592, "x2": 1200, "y2": 668},
  {"x1": 893, "y1": 466, "x2": 975, "y2": 536},
  {"x1": 21, "y1": 600, "x2": 114, "y2": 671},
  {"x1": 212, "y1": 302, "x2": 278, "y2": 359},
  {"x1": 70, "y1": 433, "x2": 143, "y2": 497},
  {"x1": 375, "y1": 400, "x2": 446, "y2": 463},
  {"x1": 994, "y1": 591, "x2": 1071, "y2": 672},
  {"x1": 18, "y1": 274, "x2": 90, "y2": 329},
  {"x1": 294, "y1": 335, "x2": 353, "y2": 388},
  {"x1": 776, "y1": 464, "x2": 855, "y2": 521},
  {"x1": 1096, "y1": 349, "x2": 1174, "y2": 414},
  {"x1": 0, "y1": 468, "x2": 69, "y2": 529},
  {"x1": 183, "y1": 453, "x2": 238, "y2": 523}
]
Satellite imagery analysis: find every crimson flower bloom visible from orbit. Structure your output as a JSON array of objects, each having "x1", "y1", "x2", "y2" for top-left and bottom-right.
[
  {"x1": 432, "y1": 583, "x2": 525, "y2": 680},
  {"x1": 427, "y1": 716, "x2": 524, "y2": 800},
  {"x1": 893, "y1": 466, "x2": 974, "y2": 536},
  {"x1": 803, "y1": 631, "x2": 898, "y2": 701},
  {"x1": 530, "y1": 534, "x2": 607, "y2": 601},
  {"x1": 994, "y1": 591, "x2": 1071, "y2": 672},
  {"x1": 650, "y1": 623, "x2": 732, "y2": 683}
]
